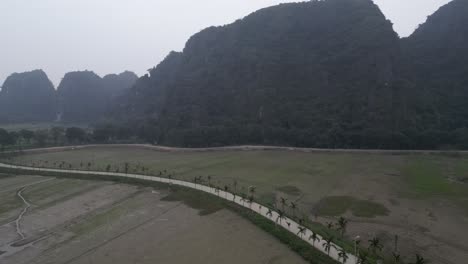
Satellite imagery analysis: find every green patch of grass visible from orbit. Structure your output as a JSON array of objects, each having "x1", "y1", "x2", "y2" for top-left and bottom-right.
[
  {"x1": 314, "y1": 196, "x2": 389, "y2": 218},
  {"x1": 277, "y1": 185, "x2": 302, "y2": 196},
  {"x1": 258, "y1": 192, "x2": 276, "y2": 207},
  {"x1": 162, "y1": 186, "x2": 224, "y2": 216},
  {"x1": 314, "y1": 196, "x2": 354, "y2": 216},
  {"x1": 402, "y1": 158, "x2": 457, "y2": 197},
  {"x1": 351, "y1": 200, "x2": 389, "y2": 218}
]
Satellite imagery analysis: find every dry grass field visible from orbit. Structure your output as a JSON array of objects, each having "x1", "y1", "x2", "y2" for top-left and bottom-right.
[
  {"x1": 0, "y1": 174, "x2": 307, "y2": 264},
  {"x1": 4, "y1": 146, "x2": 468, "y2": 264}
]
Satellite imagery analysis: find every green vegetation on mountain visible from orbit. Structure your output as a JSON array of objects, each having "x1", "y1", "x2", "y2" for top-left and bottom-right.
[
  {"x1": 110, "y1": 0, "x2": 468, "y2": 149},
  {"x1": 400, "y1": 0, "x2": 468, "y2": 149}
]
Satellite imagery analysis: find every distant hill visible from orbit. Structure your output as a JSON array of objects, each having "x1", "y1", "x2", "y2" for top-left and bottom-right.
[
  {"x1": 103, "y1": 71, "x2": 139, "y2": 99},
  {"x1": 0, "y1": 69, "x2": 137, "y2": 124},
  {"x1": 0, "y1": 70, "x2": 56, "y2": 123},
  {"x1": 58, "y1": 71, "x2": 138, "y2": 122}
]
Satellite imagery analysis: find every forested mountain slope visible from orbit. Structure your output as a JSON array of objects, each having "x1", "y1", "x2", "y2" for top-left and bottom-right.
[
  {"x1": 115, "y1": 0, "x2": 413, "y2": 148},
  {"x1": 400, "y1": 0, "x2": 468, "y2": 148},
  {"x1": 0, "y1": 70, "x2": 56, "y2": 123}
]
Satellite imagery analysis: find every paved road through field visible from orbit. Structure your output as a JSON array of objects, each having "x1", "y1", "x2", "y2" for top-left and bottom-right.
[{"x1": 0, "y1": 161, "x2": 358, "y2": 264}]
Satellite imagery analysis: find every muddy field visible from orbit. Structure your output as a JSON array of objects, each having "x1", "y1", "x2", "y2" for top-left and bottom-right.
[
  {"x1": 0, "y1": 174, "x2": 306, "y2": 264},
  {"x1": 6, "y1": 146, "x2": 468, "y2": 264}
]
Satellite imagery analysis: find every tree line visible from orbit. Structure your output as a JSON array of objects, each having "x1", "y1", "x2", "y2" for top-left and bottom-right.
[
  {"x1": 3, "y1": 123, "x2": 468, "y2": 151},
  {"x1": 0, "y1": 127, "x2": 89, "y2": 150}
]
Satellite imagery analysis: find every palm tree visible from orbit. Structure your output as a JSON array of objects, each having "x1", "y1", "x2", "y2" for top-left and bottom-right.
[
  {"x1": 266, "y1": 209, "x2": 273, "y2": 218},
  {"x1": 297, "y1": 226, "x2": 306, "y2": 238},
  {"x1": 326, "y1": 221, "x2": 334, "y2": 230},
  {"x1": 411, "y1": 254, "x2": 427, "y2": 264},
  {"x1": 237, "y1": 193, "x2": 246, "y2": 206},
  {"x1": 368, "y1": 237, "x2": 383, "y2": 255},
  {"x1": 124, "y1": 162, "x2": 129, "y2": 174},
  {"x1": 353, "y1": 236, "x2": 361, "y2": 256},
  {"x1": 290, "y1": 201, "x2": 297, "y2": 217},
  {"x1": 233, "y1": 179, "x2": 238, "y2": 194},
  {"x1": 298, "y1": 216, "x2": 305, "y2": 225},
  {"x1": 336, "y1": 216, "x2": 348, "y2": 237},
  {"x1": 224, "y1": 185, "x2": 229, "y2": 199},
  {"x1": 308, "y1": 231, "x2": 320, "y2": 246},
  {"x1": 322, "y1": 236, "x2": 335, "y2": 256},
  {"x1": 357, "y1": 252, "x2": 369, "y2": 264},
  {"x1": 338, "y1": 248, "x2": 349, "y2": 263},
  {"x1": 248, "y1": 195, "x2": 254, "y2": 208},
  {"x1": 249, "y1": 186, "x2": 256, "y2": 197},
  {"x1": 392, "y1": 252, "x2": 402, "y2": 264},
  {"x1": 276, "y1": 210, "x2": 285, "y2": 225},
  {"x1": 168, "y1": 174, "x2": 173, "y2": 184},
  {"x1": 279, "y1": 197, "x2": 287, "y2": 211},
  {"x1": 394, "y1": 234, "x2": 399, "y2": 252}
]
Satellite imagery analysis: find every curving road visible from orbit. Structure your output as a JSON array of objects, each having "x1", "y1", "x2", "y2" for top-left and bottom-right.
[{"x1": 0, "y1": 161, "x2": 357, "y2": 264}]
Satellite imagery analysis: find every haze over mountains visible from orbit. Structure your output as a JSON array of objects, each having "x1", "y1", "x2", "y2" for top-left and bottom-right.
[
  {"x1": 0, "y1": 70, "x2": 137, "y2": 123},
  {"x1": 2, "y1": 0, "x2": 468, "y2": 149}
]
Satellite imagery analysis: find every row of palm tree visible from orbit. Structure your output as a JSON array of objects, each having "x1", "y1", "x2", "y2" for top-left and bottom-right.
[{"x1": 323, "y1": 217, "x2": 427, "y2": 264}]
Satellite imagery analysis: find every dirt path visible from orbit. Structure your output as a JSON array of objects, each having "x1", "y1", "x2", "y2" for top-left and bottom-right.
[
  {"x1": 13, "y1": 178, "x2": 55, "y2": 240},
  {"x1": 14, "y1": 188, "x2": 29, "y2": 240},
  {"x1": 0, "y1": 162, "x2": 357, "y2": 264}
]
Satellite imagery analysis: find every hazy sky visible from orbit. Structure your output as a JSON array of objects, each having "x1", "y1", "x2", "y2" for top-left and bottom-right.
[{"x1": 1, "y1": 0, "x2": 451, "y2": 87}]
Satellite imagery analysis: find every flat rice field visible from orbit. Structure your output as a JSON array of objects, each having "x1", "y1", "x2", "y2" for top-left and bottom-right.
[{"x1": 0, "y1": 173, "x2": 307, "y2": 264}]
